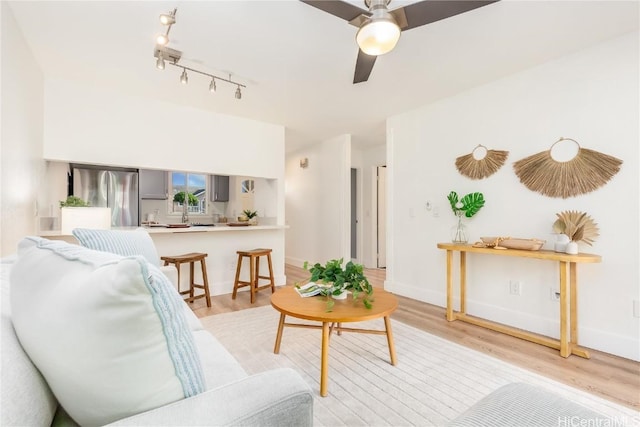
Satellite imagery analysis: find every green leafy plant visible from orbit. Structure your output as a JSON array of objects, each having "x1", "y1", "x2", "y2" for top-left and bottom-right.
[
  {"x1": 242, "y1": 210, "x2": 258, "y2": 219},
  {"x1": 59, "y1": 196, "x2": 90, "y2": 207},
  {"x1": 301, "y1": 258, "x2": 374, "y2": 311},
  {"x1": 173, "y1": 191, "x2": 198, "y2": 206},
  {"x1": 447, "y1": 191, "x2": 485, "y2": 218}
]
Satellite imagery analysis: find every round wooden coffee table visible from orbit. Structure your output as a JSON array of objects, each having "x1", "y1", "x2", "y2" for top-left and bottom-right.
[{"x1": 271, "y1": 286, "x2": 398, "y2": 397}]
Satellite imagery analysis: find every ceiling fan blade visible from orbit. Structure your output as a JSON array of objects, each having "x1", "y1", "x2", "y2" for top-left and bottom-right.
[
  {"x1": 300, "y1": 0, "x2": 368, "y2": 22},
  {"x1": 353, "y1": 49, "x2": 377, "y2": 84},
  {"x1": 391, "y1": 0, "x2": 499, "y2": 31}
]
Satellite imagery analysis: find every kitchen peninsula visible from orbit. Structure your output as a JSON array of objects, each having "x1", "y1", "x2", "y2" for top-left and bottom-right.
[{"x1": 43, "y1": 224, "x2": 288, "y2": 297}]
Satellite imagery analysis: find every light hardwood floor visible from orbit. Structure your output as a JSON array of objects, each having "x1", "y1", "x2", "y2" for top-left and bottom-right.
[{"x1": 191, "y1": 264, "x2": 639, "y2": 410}]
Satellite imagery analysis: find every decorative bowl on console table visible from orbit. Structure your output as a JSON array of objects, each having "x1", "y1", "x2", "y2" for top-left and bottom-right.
[{"x1": 479, "y1": 237, "x2": 545, "y2": 251}]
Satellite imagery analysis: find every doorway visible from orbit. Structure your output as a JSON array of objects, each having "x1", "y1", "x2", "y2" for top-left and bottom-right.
[
  {"x1": 350, "y1": 168, "x2": 357, "y2": 261},
  {"x1": 377, "y1": 166, "x2": 387, "y2": 268}
]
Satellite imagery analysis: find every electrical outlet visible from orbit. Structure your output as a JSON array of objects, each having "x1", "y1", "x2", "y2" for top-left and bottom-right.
[
  {"x1": 509, "y1": 281, "x2": 522, "y2": 296},
  {"x1": 633, "y1": 300, "x2": 640, "y2": 318},
  {"x1": 550, "y1": 288, "x2": 560, "y2": 301}
]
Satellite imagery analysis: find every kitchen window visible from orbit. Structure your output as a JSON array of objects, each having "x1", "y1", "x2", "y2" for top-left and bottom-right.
[{"x1": 169, "y1": 172, "x2": 208, "y2": 215}]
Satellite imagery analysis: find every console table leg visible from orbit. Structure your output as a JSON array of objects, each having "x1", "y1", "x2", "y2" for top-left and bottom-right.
[
  {"x1": 460, "y1": 252, "x2": 467, "y2": 314},
  {"x1": 559, "y1": 261, "x2": 570, "y2": 358},
  {"x1": 570, "y1": 262, "x2": 578, "y2": 345},
  {"x1": 446, "y1": 250, "x2": 454, "y2": 321}
]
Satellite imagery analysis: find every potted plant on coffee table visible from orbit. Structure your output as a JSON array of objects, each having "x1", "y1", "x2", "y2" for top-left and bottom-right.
[{"x1": 301, "y1": 258, "x2": 374, "y2": 311}]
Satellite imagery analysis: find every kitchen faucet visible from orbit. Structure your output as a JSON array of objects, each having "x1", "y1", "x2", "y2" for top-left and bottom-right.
[{"x1": 181, "y1": 198, "x2": 189, "y2": 224}]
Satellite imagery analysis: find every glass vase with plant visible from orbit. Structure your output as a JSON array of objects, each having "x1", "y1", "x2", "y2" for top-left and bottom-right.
[{"x1": 447, "y1": 191, "x2": 485, "y2": 243}]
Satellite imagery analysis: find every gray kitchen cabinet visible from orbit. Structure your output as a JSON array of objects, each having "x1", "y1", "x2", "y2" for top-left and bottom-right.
[
  {"x1": 210, "y1": 175, "x2": 229, "y2": 202},
  {"x1": 140, "y1": 169, "x2": 168, "y2": 199}
]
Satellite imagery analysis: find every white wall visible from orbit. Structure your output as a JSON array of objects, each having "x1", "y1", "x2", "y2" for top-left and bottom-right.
[
  {"x1": 42, "y1": 79, "x2": 285, "y2": 179},
  {"x1": 285, "y1": 135, "x2": 351, "y2": 267},
  {"x1": 0, "y1": 4, "x2": 45, "y2": 256},
  {"x1": 40, "y1": 79, "x2": 286, "y2": 226},
  {"x1": 387, "y1": 32, "x2": 639, "y2": 360}
]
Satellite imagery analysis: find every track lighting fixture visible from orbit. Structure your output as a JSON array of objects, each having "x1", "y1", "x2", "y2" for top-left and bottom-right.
[{"x1": 153, "y1": 8, "x2": 246, "y2": 99}]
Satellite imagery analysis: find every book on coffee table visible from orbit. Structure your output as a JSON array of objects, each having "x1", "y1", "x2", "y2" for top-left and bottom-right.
[{"x1": 295, "y1": 282, "x2": 328, "y2": 297}]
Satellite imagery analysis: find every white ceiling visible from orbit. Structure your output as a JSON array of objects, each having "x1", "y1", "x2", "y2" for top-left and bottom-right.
[{"x1": 7, "y1": 1, "x2": 639, "y2": 153}]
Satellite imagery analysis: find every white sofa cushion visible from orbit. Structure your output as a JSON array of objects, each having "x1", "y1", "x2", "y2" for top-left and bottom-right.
[
  {"x1": 0, "y1": 258, "x2": 58, "y2": 427},
  {"x1": 10, "y1": 237, "x2": 206, "y2": 426},
  {"x1": 71, "y1": 227, "x2": 203, "y2": 332},
  {"x1": 72, "y1": 227, "x2": 161, "y2": 266}
]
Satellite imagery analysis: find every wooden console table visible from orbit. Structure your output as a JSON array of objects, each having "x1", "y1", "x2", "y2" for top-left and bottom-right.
[{"x1": 437, "y1": 243, "x2": 601, "y2": 358}]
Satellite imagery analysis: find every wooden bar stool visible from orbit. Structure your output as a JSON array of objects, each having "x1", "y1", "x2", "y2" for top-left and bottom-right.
[
  {"x1": 232, "y1": 248, "x2": 275, "y2": 303},
  {"x1": 161, "y1": 252, "x2": 211, "y2": 307}
]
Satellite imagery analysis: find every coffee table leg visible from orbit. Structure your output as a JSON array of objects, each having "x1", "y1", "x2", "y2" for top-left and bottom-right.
[
  {"x1": 320, "y1": 321, "x2": 330, "y2": 397},
  {"x1": 384, "y1": 316, "x2": 397, "y2": 366},
  {"x1": 274, "y1": 313, "x2": 285, "y2": 354}
]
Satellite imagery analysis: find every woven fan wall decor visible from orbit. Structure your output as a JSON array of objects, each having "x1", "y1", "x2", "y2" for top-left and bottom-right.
[
  {"x1": 455, "y1": 145, "x2": 509, "y2": 180},
  {"x1": 513, "y1": 137, "x2": 623, "y2": 198}
]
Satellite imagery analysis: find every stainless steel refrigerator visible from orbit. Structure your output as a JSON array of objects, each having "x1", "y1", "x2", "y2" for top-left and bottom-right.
[{"x1": 72, "y1": 166, "x2": 139, "y2": 227}]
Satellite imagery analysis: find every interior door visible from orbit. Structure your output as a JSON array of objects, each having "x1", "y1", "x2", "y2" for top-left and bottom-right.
[{"x1": 377, "y1": 166, "x2": 387, "y2": 268}]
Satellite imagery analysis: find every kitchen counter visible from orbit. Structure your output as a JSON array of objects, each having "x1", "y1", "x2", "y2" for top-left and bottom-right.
[
  {"x1": 40, "y1": 224, "x2": 287, "y2": 237},
  {"x1": 40, "y1": 224, "x2": 289, "y2": 297},
  {"x1": 145, "y1": 224, "x2": 288, "y2": 233}
]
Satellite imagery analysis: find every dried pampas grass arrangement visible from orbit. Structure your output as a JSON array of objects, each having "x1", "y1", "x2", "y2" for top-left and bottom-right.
[
  {"x1": 513, "y1": 137, "x2": 622, "y2": 199},
  {"x1": 455, "y1": 145, "x2": 509, "y2": 180},
  {"x1": 553, "y1": 210, "x2": 599, "y2": 245}
]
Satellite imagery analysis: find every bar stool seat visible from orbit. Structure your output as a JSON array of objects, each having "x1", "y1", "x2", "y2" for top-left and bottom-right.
[
  {"x1": 232, "y1": 248, "x2": 275, "y2": 303},
  {"x1": 161, "y1": 252, "x2": 211, "y2": 308}
]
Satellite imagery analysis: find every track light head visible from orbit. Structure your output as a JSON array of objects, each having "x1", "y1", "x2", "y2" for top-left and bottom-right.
[
  {"x1": 156, "y1": 33, "x2": 169, "y2": 46},
  {"x1": 159, "y1": 12, "x2": 176, "y2": 26},
  {"x1": 156, "y1": 55, "x2": 165, "y2": 70},
  {"x1": 209, "y1": 78, "x2": 217, "y2": 93},
  {"x1": 235, "y1": 86, "x2": 242, "y2": 100},
  {"x1": 180, "y1": 68, "x2": 188, "y2": 84}
]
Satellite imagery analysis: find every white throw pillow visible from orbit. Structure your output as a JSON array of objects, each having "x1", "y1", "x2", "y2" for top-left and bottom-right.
[
  {"x1": 72, "y1": 227, "x2": 161, "y2": 266},
  {"x1": 10, "y1": 237, "x2": 205, "y2": 426}
]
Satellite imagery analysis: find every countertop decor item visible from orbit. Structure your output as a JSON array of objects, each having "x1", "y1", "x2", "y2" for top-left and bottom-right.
[
  {"x1": 553, "y1": 210, "x2": 599, "y2": 247},
  {"x1": 447, "y1": 191, "x2": 485, "y2": 244},
  {"x1": 243, "y1": 210, "x2": 258, "y2": 225},
  {"x1": 513, "y1": 137, "x2": 623, "y2": 198},
  {"x1": 59, "y1": 195, "x2": 90, "y2": 207},
  {"x1": 300, "y1": 258, "x2": 373, "y2": 311},
  {"x1": 455, "y1": 144, "x2": 509, "y2": 180}
]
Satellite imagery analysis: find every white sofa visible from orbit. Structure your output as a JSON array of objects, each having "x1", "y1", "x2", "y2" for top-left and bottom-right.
[{"x1": 0, "y1": 238, "x2": 313, "y2": 426}]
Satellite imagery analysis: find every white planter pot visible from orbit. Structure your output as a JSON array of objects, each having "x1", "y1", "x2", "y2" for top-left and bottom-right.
[
  {"x1": 60, "y1": 207, "x2": 111, "y2": 235},
  {"x1": 565, "y1": 241, "x2": 579, "y2": 255}
]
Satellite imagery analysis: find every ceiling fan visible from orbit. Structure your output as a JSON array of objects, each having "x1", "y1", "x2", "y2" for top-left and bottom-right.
[{"x1": 300, "y1": 0, "x2": 499, "y2": 83}]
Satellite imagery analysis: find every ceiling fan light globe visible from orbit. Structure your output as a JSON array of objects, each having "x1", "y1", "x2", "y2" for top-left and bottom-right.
[{"x1": 356, "y1": 19, "x2": 400, "y2": 56}]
